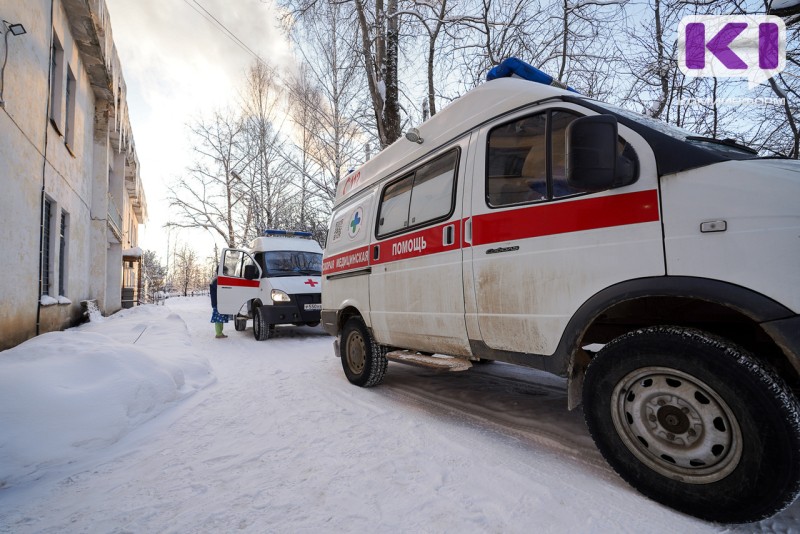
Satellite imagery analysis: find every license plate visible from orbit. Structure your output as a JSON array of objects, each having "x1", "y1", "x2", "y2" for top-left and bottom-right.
[{"x1": 304, "y1": 303, "x2": 322, "y2": 311}]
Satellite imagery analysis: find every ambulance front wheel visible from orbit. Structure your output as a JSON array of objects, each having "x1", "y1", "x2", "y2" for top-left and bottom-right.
[
  {"x1": 253, "y1": 306, "x2": 274, "y2": 341},
  {"x1": 340, "y1": 317, "x2": 387, "y2": 387},
  {"x1": 582, "y1": 326, "x2": 800, "y2": 523}
]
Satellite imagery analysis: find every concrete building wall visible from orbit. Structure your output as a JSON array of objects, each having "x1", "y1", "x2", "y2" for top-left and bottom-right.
[{"x1": 0, "y1": 0, "x2": 147, "y2": 351}]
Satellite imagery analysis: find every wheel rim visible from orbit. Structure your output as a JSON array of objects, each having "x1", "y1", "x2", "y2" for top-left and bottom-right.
[
  {"x1": 611, "y1": 366, "x2": 743, "y2": 484},
  {"x1": 345, "y1": 330, "x2": 366, "y2": 374}
]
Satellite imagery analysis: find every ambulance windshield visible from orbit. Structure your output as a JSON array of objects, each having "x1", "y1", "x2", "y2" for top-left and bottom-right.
[{"x1": 259, "y1": 251, "x2": 323, "y2": 277}]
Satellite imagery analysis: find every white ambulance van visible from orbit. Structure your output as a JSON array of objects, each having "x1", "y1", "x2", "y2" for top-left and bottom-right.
[
  {"x1": 217, "y1": 230, "x2": 323, "y2": 340},
  {"x1": 321, "y1": 59, "x2": 800, "y2": 523}
]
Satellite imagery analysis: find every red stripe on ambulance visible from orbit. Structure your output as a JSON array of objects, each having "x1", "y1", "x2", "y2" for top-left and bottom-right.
[
  {"x1": 471, "y1": 189, "x2": 659, "y2": 246},
  {"x1": 323, "y1": 245, "x2": 371, "y2": 275},
  {"x1": 218, "y1": 275, "x2": 260, "y2": 288},
  {"x1": 372, "y1": 221, "x2": 462, "y2": 265},
  {"x1": 324, "y1": 190, "x2": 659, "y2": 273}
]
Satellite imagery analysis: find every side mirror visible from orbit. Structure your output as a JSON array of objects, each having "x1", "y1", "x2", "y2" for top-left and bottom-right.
[
  {"x1": 566, "y1": 115, "x2": 618, "y2": 191},
  {"x1": 243, "y1": 264, "x2": 258, "y2": 280}
]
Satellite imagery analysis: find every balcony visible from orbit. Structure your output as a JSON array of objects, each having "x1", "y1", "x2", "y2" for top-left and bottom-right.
[{"x1": 107, "y1": 193, "x2": 122, "y2": 241}]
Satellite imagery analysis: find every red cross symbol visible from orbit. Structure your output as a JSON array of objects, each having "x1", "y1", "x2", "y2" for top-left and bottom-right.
[{"x1": 304, "y1": 278, "x2": 319, "y2": 287}]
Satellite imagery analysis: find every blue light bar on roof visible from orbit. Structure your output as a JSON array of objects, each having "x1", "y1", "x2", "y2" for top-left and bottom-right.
[
  {"x1": 263, "y1": 229, "x2": 313, "y2": 238},
  {"x1": 486, "y1": 57, "x2": 579, "y2": 94}
]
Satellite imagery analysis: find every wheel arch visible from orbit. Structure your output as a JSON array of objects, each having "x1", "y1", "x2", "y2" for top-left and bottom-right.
[
  {"x1": 337, "y1": 305, "x2": 367, "y2": 334},
  {"x1": 561, "y1": 276, "x2": 800, "y2": 409}
]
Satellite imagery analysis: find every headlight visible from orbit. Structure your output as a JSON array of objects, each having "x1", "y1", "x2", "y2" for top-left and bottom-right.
[{"x1": 271, "y1": 289, "x2": 290, "y2": 302}]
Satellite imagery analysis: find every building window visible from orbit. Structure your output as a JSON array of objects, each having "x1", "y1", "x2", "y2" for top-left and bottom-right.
[
  {"x1": 65, "y1": 66, "x2": 76, "y2": 150},
  {"x1": 59, "y1": 211, "x2": 69, "y2": 296},
  {"x1": 49, "y1": 32, "x2": 65, "y2": 132},
  {"x1": 42, "y1": 199, "x2": 52, "y2": 296}
]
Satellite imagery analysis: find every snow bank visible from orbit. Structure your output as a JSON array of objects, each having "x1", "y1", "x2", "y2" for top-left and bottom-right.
[{"x1": 0, "y1": 305, "x2": 214, "y2": 488}]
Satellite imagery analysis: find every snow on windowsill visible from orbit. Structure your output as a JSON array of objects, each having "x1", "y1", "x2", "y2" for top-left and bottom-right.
[
  {"x1": 40, "y1": 295, "x2": 73, "y2": 306},
  {"x1": 40, "y1": 295, "x2": 58, "y2": 306}
]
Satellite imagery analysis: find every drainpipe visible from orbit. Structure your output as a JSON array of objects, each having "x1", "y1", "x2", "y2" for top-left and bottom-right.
[{"x1": 36, "y1": 0, "x2": 55, "y2": 336}]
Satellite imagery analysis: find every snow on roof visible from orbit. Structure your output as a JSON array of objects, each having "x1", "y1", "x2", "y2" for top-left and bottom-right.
[
  {"x1": 335, "y1": 77, "x2": 577, "y2": 206},
  {"x1": 122, "y1": 247, "x2": 143, "y2": 257}
]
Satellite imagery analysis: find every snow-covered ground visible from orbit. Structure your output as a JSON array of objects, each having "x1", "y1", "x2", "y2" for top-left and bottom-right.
[{"x1": 0, "y1": 296, "x2": 798, "y2": 533}]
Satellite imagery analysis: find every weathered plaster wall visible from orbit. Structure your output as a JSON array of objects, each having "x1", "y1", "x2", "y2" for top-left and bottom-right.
[
  {"x1": 1, "y1": 0, "x2": 146, "y2": 351},
  {"x1": 0, "y1": 0, "x2": 52, "y2": 348}
]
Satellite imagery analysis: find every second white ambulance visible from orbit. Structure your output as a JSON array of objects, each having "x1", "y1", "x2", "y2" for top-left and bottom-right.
[
  {"x1": 321, "y1": 59, "x2": 800, "y2": 523},
  {"x1": 217, "y1": 230, "x2": 323, "y2": 340}
]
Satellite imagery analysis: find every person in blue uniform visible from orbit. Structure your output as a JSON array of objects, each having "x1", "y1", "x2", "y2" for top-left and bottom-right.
[{"x1": 209, "y1": 275, "x2": 230, "y2": 338}]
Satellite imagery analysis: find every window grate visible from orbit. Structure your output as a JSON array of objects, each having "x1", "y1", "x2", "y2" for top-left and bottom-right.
[{"x1": 42, "y1": 200, "x2": 51, "y2": 296}]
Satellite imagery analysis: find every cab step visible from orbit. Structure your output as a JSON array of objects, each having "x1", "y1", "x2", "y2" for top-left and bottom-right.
[{"x1": 385, "y1": 350, "x2": 473, "y2": 372}]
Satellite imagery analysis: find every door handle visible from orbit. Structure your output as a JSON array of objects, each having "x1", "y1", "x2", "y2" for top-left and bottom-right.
[
  {"x1": 464, "y1": 218, "x2": 472, "y2": 245},
  {"x1": 443, "y1": 224, "x2": 455, "y2": 246}
]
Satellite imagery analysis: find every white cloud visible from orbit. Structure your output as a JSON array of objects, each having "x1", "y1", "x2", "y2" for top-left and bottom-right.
[{"x1": 105, "y1": 0, "x2": 293, "y2": 263}]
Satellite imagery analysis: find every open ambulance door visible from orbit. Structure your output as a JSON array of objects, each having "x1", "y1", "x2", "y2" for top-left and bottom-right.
[{"x1": 216, "y1": 248, "x2": 262, "y2": 316}]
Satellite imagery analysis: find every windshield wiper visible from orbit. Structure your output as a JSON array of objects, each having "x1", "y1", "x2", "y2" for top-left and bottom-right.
[{"x1": 685, "y1": 136, "x2": 758, "y2": 155}]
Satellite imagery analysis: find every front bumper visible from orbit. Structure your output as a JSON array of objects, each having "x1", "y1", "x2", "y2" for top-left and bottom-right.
[{"x1": 260, "y1": 293, "x2": 321, "y2": 325}]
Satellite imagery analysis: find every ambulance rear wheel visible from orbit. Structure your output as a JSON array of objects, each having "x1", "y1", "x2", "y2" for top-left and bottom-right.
[
  {"x1": 341, "y1": 317, "x2": 387, "y2": 387},
  {"x1": 234, "y1": 317, "x2": 247, "y2": 331},
  {"x1": 582, "y1": 326, "x2": 800, "y2": 523},
  {"x1": 253, "y1": 306, "x2": 274, "y2": 341}
]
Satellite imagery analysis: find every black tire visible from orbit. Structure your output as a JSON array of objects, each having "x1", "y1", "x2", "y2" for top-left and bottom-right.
[
  {"x1": 306, "y1": 321, "x2": 320, "y2": 328},
  {"x1": 253, "y1": 306, "x2": 274, "y2": 341},
  {"x1": 340, "y1": 317, "x2": 387, "y2": 387},
  {"x1": 583, "y1": 326, "x2": 800, "y2": 523},
  {"x1": 234, "y1": 316, "x2": 247, "y2": 331}
]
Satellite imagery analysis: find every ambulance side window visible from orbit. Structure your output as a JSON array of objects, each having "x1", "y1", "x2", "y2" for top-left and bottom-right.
[
  {"x1": 222, "y1": 250, "x2": 242, "y2": 276},
  {"x1": 408, "y1": 150, "x2": 458, "y2": 225},
  {"x1": 487, "y1": 113, "x2": 547, "y2": 206},
  {"x1": 377, "y1": 149, "x2": 459, "y2": 238},
  {"x1": 487, "y1": 110, "x2": 638, "y2": 207},
  {"x1": 378, "y1": 174, "x2": 414, "y2": 235}
]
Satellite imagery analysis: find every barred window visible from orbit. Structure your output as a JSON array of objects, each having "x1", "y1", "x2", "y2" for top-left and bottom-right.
[
  {"x1": 42, "y1": 200, "x2": 52, "y2": 296},
  {"x1": 59, "y1": 211, "x2": 68, "y2": 296}
]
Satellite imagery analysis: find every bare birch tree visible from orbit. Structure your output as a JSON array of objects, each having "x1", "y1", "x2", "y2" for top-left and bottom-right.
[
  {"x1": 167, "y1": 110, "x2": 250, "y2": 247},
  {"x1": 353, "y1": 0, "x2": 404, "y2": 147},
  {"x1": 240, "y1": 62, "x2": 295, "y2": 239},
  {"x1": 173, "y1": 244, "x2": 204, "y2": 296},
  {"x1": 285, "y1": 0, "x2": 368, "y2": 200}
]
